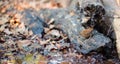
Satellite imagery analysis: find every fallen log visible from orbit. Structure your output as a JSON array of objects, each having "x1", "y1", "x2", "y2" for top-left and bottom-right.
[
  {"x1": 77, "y1": 0, "x2": 120, "y2": 59},
  {"x1": 101, "y1": 0, "x2": 120, "y2": 58}
]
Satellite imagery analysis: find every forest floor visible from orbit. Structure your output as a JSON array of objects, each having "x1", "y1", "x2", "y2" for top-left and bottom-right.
[{"x1": 0, "y1": 0, "x2": 120, "y2": 64}]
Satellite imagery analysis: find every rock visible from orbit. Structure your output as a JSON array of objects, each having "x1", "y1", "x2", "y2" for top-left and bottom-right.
[
  {"x1": 21, "y1": 9, "x2": 46, "y2": 35},
  {"x1": 38, "y1": 5, "x2": 111, "y2": 54},
  {"x1": 16, "y1": 1, "x2": 111, "y2": 54},
  {"x1": 79, "y1": 31, "x2": 111, "y2": 53}
]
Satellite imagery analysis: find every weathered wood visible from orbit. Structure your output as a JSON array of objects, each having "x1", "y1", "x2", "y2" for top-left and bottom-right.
[
  {"x1": 113, "y1": 18, "x2": 120, "y2": 58},
  {"x1": 80, "y1": 0, "x2": 120, "y2": 58},
  {"x1": 101, "y1": 0, "x2": 120, "y2": 58}
]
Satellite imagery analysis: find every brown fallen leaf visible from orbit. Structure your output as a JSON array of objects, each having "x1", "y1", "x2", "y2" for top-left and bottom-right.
[
  {"x1": 81, "y1": 17, "x2": 90, "y2": 24},
  {"x1": 80, "y1": 27, "x2": 93, "y2": 38},
  {"x1": 49, "y1": 25, "x2": 55, "y2": 29},
  {"x1": 39, "y1": 39, "x2": 50, "y2": 45},
  {"x1": 44, "y1": 28, "x2": 50, "y2": 33},
  {"x1": 38, "y1": 61, "x2": 47, "y2": 64},
  {"x1": 69, "y1": 10, "x2": 75, "y2": 16},
  {"x1": 4, "y1": 29, "x2": 12, "y2": 35},
  {"x1": 28, "y1": 30, "x2": 33, "y2": 35},
  {"x1": 49, "y1": 30, "x2": 60, "y2": 37},
  {"x1": 61, "y1": 61, "x2": 71, "y2": 64},
  {"x1": 0, "y1": 15, "x2": 9, "y2": 25},
  {"x1": 17, "y1": 40, "x2": 32, "y2": 49},
  {"x1": 76, "y1": 54, "x2": 83, "y2": 59},
  {"x1": 0, "y1": 38, "x2": 5, "y2": 43},
  {"x1": 0, "y1": 25, "x2": 6, "y2": 32},
  {"x1": 104, "y1": 59, "x2": 114, "y2": 64},
  {"x1": 48, "y1": 18, "x2": 55, "y2": 25},
  {"x1": 0, "y1": 5, "x2": 9, "y2": 13},
  {"x1": 56, "y1": 43, "x2": 61, "y2": 49}
]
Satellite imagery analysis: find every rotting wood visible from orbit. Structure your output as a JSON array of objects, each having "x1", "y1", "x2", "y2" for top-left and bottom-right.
[{"x1": 100, "y1": 0, "x2": 120, "y2": 58}]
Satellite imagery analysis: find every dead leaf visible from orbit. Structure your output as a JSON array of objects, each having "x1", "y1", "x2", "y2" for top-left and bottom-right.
[
  {"x1": 49, "y1": 25, "x2": 55, "y2": 29},
  {"x1": 56, "y1": 43, "x2": 61, "y2": 49},
  {"x1": 44, "y1": 28, "x2": 50, "y2": 33},
  {"x1": 80, "y1": 27, "x2": 93, "y2": 38},
  {"x1": 49, "y1": 30, "x2": 60, "y2": 37},
  {"x1": 39, "y1": 39, "x2": 50, "y2": 45},
  {"x1": 61, "y1": 62, "x2": 70, "y2": 64},
  {"x1": 0, "y1": 25, "x2": 6, "y2": 32},
  {"x1": 4, "y1": 29, "x2": 12, "y2": 35},
  {"x1": 17, "y1": 40, "x2": 32, "y2": 49},
  {"x1": 69, "y1": 10, "x2": 75, "y2": 16},
  {"x1": 48, "y1": 18, "x2": 55, "y2": 25},
  {"x1": 0, "y1": 37, "x2": 5, "y2": 43}
]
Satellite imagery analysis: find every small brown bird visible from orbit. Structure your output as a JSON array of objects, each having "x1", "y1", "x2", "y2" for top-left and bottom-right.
[{"x1": 80, "y1": 27, "x2": 93, "y2": 38}]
